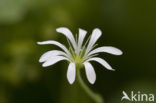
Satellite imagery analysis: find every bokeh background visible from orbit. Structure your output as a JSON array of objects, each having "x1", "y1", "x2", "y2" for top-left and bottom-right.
[{"x1": 0, "y1": 0, "x2": 156, "y2": 103}]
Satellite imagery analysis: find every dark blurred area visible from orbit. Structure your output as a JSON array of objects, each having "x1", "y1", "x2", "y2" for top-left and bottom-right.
[{"x1": 0, "y1": 0, "x2": 156, "y2": 103}]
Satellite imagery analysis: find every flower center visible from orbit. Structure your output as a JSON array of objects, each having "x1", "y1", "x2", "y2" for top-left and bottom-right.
[
  {"x1": 75, "y1": 56, "x2": 82, "y2": 64},
  {"x1": 74, "y1": 56, "x2": 84, "y2": 69}
]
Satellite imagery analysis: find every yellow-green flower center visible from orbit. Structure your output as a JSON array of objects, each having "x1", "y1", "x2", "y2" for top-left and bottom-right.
[
  {"x1": 75, "y1": 56, "x2": 82, "y2": 64},
  {"x1": 75, "y1": 56, "x2": 84, "y2": 69}
]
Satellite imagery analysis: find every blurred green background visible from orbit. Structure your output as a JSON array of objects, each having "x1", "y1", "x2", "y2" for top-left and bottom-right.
[{"x1": 0, "y1": 0, "x2": 156, "y2": 103}]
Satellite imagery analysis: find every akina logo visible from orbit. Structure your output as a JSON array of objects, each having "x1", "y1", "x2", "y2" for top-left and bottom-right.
[{"x1": 121, "y1": 91, "x2": 155, "y2": 102}]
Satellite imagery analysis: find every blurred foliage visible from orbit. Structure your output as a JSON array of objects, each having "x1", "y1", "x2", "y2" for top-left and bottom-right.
[{"x1": 0, "y1": 0, "x2": 156, "y2": 103}]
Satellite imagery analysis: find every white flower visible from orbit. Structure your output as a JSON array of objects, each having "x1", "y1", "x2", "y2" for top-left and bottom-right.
[{"x1": 37, "y1": 27, "x2": 123, "y2": 84}]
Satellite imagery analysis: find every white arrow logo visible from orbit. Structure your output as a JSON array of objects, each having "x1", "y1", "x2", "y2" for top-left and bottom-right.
[{"x1": 121, "y1": 91, "x2": 131, "y2": 101}]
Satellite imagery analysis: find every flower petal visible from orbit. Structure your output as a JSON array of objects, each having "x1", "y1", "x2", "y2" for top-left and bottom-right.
[
  {"x1": 83, "y1": 62, "x2": 96, "y2": 84},
  {"x1": 39, "y1": 50, "x2": 67, "y2": 63},
  {"x1": 78, "y1": 28, "x2": 87, "y2": 52},
  {"x1": 56, "y1": 27, "x2": 77, "y2": 50},
  {"x1": 37, "y1": 40, "x2": 70, "y2": 55},
  {"x1": 85, "y1": 28, "x2": 102, "y2": 55},
  {"x1": 87, "y1": 57, "x2": 115, "y2": 71},
  {"x1": 42, "y1": 56, "x2": 68, "y2": 67},
  {"x1": 67, "y1": 63, "x2": 76, "y2": 84},
  {"x1": 88, "y1": 46, "x2": 123, "y2": 56}
]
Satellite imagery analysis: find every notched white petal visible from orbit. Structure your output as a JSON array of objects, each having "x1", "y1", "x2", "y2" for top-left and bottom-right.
[
  {"x1": 78, "y1": 29, "x2": 87, "y2": 51},
  {"x1": 84, "y1": 62, "x2": 96, "y2": 84},
  {"x1": 39, "y1": 50, "x2": 66, "y2": 63},
  {"x1": 67, "y1": 63, "x2": 76, "y2": 84},
  {"x1": 56, "y1": 27, "x2": 77, "y2": 50},
  {"x1": 87, "y1": 57, "x2": 115, "y2": 71},
  {"x1": 37, "y1": 40, "x2": 70, "y2": 55},
  {"x1": 42, "y1": 56, "x2": 68, "y2": 67},
  {"x1": 88, "y1": 46, "x2": 123, "y2": 56},
  {"x1": 85, "y1": 28, "x2": 102, "y2": 54}
]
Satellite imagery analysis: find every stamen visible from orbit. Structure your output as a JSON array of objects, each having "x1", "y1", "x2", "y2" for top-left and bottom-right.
[
  {"x1": 82, "y1": 54, "x2": 98, "y2": 62},
  {"x1": 66, "y1": 38, "x2": 75, "y2": 59},
  {"x1": 89, "y1": 54, "x2": 99, "y2": 58},
  {"x1": 92, "y1": 44, "x2": 98, "y2": 50},
  {"x1": 79, "y1": 35, "x2": 91, "y2": 56},
  {"x1": 75, "y1": 33, "x2": 79, "y2": 55},
  {"x1": 84, "y1": 44, "x2": 98, "y2": 57},
  {"x1": 75, "y1": 33, "x2": 78, "y2": 44}
]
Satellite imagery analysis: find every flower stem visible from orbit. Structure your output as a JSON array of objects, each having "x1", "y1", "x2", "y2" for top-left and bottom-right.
[{"x1": 76, "y1": 69, "x2": 104, "y2": 103}]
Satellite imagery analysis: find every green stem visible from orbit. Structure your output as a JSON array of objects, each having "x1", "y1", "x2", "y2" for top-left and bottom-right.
[{"x1": 77, "y1": 69, "x2": 104, "y2": 103}]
